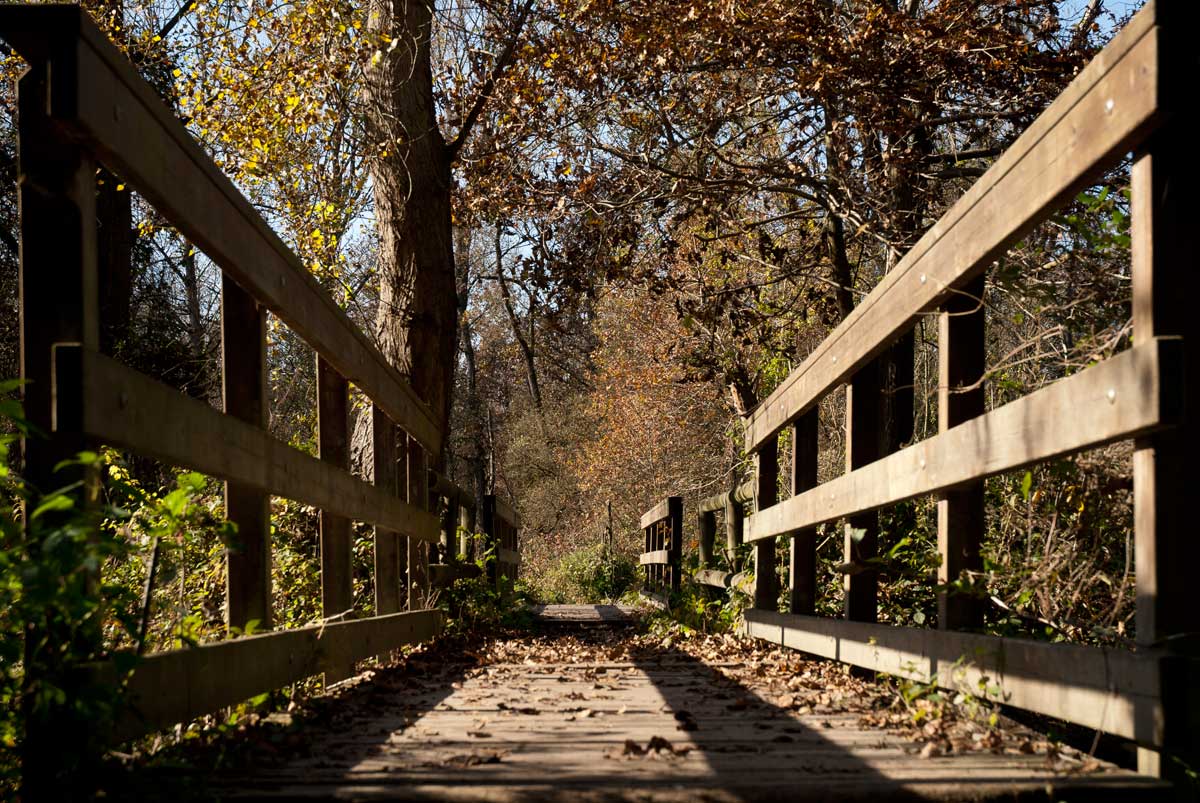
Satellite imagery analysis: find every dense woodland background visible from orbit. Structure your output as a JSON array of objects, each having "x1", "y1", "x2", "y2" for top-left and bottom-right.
[{"x1": 0, "y1": 0, "x2": 1149, "y2": 774}]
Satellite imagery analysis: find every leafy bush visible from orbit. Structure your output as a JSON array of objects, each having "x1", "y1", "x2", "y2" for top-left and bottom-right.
[{"x1": 535, "y1": 541, "x2": 637, "y2": 603}]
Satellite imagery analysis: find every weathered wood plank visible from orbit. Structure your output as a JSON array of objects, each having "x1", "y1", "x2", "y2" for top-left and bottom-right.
[
  {"x1": 317, "y1": 358, "x2": 353, "y2": 681},
  {"x1": 639, "y1": 498, "x2": 672, "y2": 529},
  {"x1": 789, "y1": 410, "x2": 818, "y2": 615},
  {"x1": 742, "y1": 609, "x2": 1164, "y2": 746},
  {"x1": 744, "y1": 5, "x2": 1163, "y2": 452},
  {"x1": 639, "y1": 549, "x2": 671, "y2": 566},
  {"x1": 497, "y1": 547, "x2": 519, "y2": 566},
  {"x1": 406, "y1": 434, "x2": 429, "y2": 608},
  {"x1": 63, "y1": 348, "x2": 440, "y2": 542},
  {"x1": 698, "y1": 481, "x2": 753, "y2": 514},
  {"x1": 0, "y1": 5, "x2": 442, "y2": 456},
  {"x1": 746, "y1": 339, "x2": 1180, "y2": 542},
  {"x1": 694, "y1": 569, "x2": 733, "y2": 589},
  {"x1": 222, "y1": 275, "x2": 272, "y2": 633},
  {"x1": 937, "y1": 276, "x2": 986, "y2": 632},
  {"x1": 753, "y1": 440, "x2": 779, "y2": 610},
  {"x1": 371, "y1": 405, "x2": 402, "y2": 616},
  {"x1": 17, "y1": 59, "x2": 101, "y2": 800},
  {"x1": 844, "y1": 366, "x2": 879, "y2": 623},
  {"x1": 106, "y1": 610, "x2": 444, "y2": 742},
  {"x1": 1130, "y1": 90, "x2": 1200, "y2": 775}
]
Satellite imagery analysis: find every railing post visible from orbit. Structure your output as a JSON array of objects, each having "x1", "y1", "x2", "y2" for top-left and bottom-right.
[
  {"x1": 459, "y1": 497, "x2": 474, "y2": 559},
  {"x1": 753, "y1": 440, "x2": 779, "y2": 609},
  {"x1": 482, "y1": 493, "x2": 498, "y2": 588},
  {"x1": 406, "y1": 434, "x2": 429, "y2": 607},
  {"x1": 1131, "y1": 26, "x2": 1200, "y2": 774},
  {"x1": 844, "y1": 364, "x2": 880, "y2": 622},
  {"x1": 372, "y1": 406, "x2": 402, "y2": 615},
  {"x1": 725, "y1": 492, "x2": 743, "y2": 555},
  {"x1": 698, "y1": 509, "x2": 716, "y2": 571},
  {"x1": 317, "y1": 357, "x2": 354, "y2": 680},
  {"x1": 668, "y1": 496, "x2": 683, "y2": 594},
  {"x1": 223, "y1": 276, "x2": 272, "y2": 634},
  {"x1": 789, "y1": 410, "x2": 819, "y2": 614},
  {"x1": 937, "y1": 276, "x2": 986, "y2": 631},
  {"x1": 18, "y1": 56, "x2": 102, "y2": 801}
]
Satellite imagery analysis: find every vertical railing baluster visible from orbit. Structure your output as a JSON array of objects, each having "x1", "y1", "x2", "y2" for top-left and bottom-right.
[
  {"x1": 1131, "y1": 38, "x2": 1197, "y2": 773},
  {"x1": 789, "y1": 410, "x2": 819, "y2": 614},
  {"x1": 753, "y1": 439, "x2": 779, "y2": 610},
  {"x1": 844, "y1": 365, "x2": 880, "y2": 622},
  {"x1": 937, "y1": 278, "x2": 986, "y2": 631},
  {"x1": 316, "y1": 357, "x2": 353, "y2": 680},
  {"x1": 223, "y1": 277, "x2": 271, "y2": 634},
  {"x1": 406, "y1": 434, "x2": 428, "y2": 607},
  {"x1": 372, "y1": 406, "x2": 401, "y2": 615}
]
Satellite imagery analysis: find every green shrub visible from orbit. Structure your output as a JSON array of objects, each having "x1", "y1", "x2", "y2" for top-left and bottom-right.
[{"x1": 537, "y1": 541, "x2": 637, "y2": 603}]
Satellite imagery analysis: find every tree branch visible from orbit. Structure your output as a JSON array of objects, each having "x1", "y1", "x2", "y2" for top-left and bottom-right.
[{"x1": 445, "y1": 0, "x2": 535, "y2": 161}]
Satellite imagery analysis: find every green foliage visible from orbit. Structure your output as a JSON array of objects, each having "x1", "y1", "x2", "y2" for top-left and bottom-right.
[
  {"x1": 440, "y1": 532, "x2": 534, "y2": 634},
  {"x1": 0, "y1": 395, "x2": 230, "y2": 795},
  {"x1": 535, "y1": 540, "x2": 637, "y2": 604}
]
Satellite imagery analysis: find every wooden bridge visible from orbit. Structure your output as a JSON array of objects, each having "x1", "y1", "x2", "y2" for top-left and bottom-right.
[{"x1": 3, "y1": 2, "x2": 1197, "y2": 800}]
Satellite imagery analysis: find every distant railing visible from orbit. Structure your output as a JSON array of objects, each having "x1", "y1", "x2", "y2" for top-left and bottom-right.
[
  {"x1": 0, "y1": 3, "x2": 456, "y2": 784},
  {"x1": 733, "y1": 0, "x2": 1192, "y2": 777},
  {"x1": 483, "y1": 494, "x2": 521, "y2": 586},
  {"x1": 638, "y1": 497, "x2": 681, "y2": 606}
]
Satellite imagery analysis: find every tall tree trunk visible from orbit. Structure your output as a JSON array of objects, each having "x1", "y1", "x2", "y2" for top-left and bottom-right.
[{"x1": 365, "y1": 0, "x2": 459, "y2": 455}]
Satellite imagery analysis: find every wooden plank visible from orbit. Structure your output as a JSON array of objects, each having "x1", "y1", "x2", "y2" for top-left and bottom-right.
[
  {"x1": 222, "y1": 275, "x2": 272, "y2": 633},
  {"x1": 1130, "y1": 103, "x2": 1200, "y2": 775},
  {"x1": 105, "y1": 610, "x2": 444, "y2": 742},
  {"x1": 371, "y1": 405, "x2": 402, "y2": 616},
  {"x1": 428, "y1": 562, "x2": 482, "y2": 588},
  {"x1": 639, "y1": 498, "x2": 672, "y2": 529},
  {"x1": 492, "y1": 495, "x2": 519, "y2": 527},
  {"x1": 317, "y1": 358, "x2": 354, "y2": 678},
  {"x1": 742, "y1": 609, "x2": 1165, "y2": 746},
  {"x1": 694, "y1": 569, "x2": 732, "y2": 589},
  {"x1": 497, "y1": 547, "x2": 519, "y2": 566},
  {"x1": 789, "y1": 410, "x2": 818, "y2": 615},
  {"x1": 743, "y1": 5, "x2": 1164, "y2": 452},
  {"x1": 844, "y1": 365, "x2": 879, "y2": 623},
  {"x1": 698, "y1": 481, "x2": 753, "y2": 513},
  {"x1": 63, "y1": 348, "x2": 440, "y2": 542},
  {"x1": 937, "y1": 276, "x2": 986, "y2": 631},
  {"x1": 725, "y1": 495, "x2": 744, "y2": 551},
  {"x1": 746, "y1": 339, "x2": 1181, "y2": 543},
  {"x1": 0, "y1": 6, "x2": 442, "y2": 456},
  {"x1": 17, "y1": 60, "x2": 101, "y2": 801},
  {"x1": 406, "y1": 434, "x2": 428, "y2": 608},
  {"x1": 697, "y1": 510, "x2": 716, "y2": 569},
  {"x1": 639, "y1": 550, "x2": 671, "y2": 566},
  {"x1": 753, "y1": 439, "x2": 778, "y2": 610},
  {"x1": 667, "y1": 496, "x2": 682, "y2": 594}
]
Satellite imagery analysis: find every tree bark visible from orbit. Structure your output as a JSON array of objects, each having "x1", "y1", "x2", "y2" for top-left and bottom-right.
[{"x1": 365, "y1": 0, "x2": 459, "y2": 454}]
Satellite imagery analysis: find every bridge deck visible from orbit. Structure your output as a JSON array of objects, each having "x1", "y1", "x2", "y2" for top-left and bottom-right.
[{"x1": 210, "y1": 607, "x2": 1168, "y2": 801}]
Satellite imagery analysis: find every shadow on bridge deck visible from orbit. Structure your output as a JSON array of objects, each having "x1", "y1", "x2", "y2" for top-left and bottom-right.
[{"x1": 156, "y1": 608, "x2": 1168, "y2": 802}]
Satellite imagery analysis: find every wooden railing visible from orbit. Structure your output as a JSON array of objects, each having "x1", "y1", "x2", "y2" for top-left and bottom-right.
[
  {"x1": 483, "y1": 494, "x2": 521, "y2": 585},
  {"x1": 638, "y1": 497, "x2": 682, "y2": 606},
  {"x1": 1, "y1": 3, "x2": 451, "y2": 759},
  {"x1": 426, "y1": 477, "x2": 522, "y2": 590},
  {"x1": 733, "y1": 1, "x2": 1195, "y2": 776}
]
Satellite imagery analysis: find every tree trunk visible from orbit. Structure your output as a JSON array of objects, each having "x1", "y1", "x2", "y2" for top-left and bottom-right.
[{"x1": 365, "y1": 0, "x2": 459, "y2": 457}]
